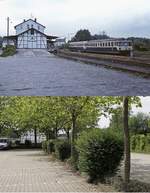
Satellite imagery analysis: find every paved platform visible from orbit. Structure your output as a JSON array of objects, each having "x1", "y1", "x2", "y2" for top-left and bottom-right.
[
  {"x1": 0, "y1": 150, "x2": 113, "y2": 192},
  {"x1": 0, "y1": 49, "x2": 150, "y2": 95}
]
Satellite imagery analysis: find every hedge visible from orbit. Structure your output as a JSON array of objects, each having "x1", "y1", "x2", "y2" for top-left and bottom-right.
[
  {"x1": 131, "y1": 134, "x2": 150, "y2": 153},
  {"x1": 1, "y1": 45, "x2": 16, "y2": 57},
  {"x1": 76, "y1": 129, "x2": 124, "y2": 183},
  {"x1": 42, "y1": 139, "x2": 71, "y2": 161},
  {"x1": 55, "y1": 140, "x2": 71, "y2": 161}
]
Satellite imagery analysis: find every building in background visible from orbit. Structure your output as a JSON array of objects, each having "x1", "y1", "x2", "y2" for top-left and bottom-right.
[
  {"x1": 54, "y1": 37, "x2": 66, "y2": 48},
  {"x1": 20, "y1": 130, "x2": 46, "y2": 144},
  {"x1": 2, "y1": 18, "x2": 57, "y2": 49}
]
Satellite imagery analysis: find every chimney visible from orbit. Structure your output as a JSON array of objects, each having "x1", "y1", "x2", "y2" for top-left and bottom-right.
[
  {"x1": 35, "y1": 18, "x2": 37, "y2": 22},
  {"x1": 23, "y1": 19, "x2": 26, "y2": 22}
]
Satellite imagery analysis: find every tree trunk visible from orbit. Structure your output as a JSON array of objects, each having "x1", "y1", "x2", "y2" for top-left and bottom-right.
[
  {"x1": 123, "y1": 97, "x2": 130, "y2": 189},
  {"x1": 55, "y1": 128, "x2": 58, "y2": 139},
  {"x1": 71, "y1": 113, "x2": 78, "y2": 162},
  {"x1": 34, "y1": 128, "x2": 37, "y2": 147},
  {"x1": 66, "y1": 129, "x2": 70, "y2": 141}
]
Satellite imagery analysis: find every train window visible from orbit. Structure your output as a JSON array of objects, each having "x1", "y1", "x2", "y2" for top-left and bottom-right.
[
  {"x1": 108, "y1": 42, "x2": 110, "y2": 46},
  {"x1": 111, "y1": 42, "x2": 113, "y2": 46}
]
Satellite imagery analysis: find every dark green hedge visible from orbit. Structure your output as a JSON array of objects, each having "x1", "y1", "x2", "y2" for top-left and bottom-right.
[
  {"x1": 1, "y1": 45, "x2": 16, "y2": 57},
  {"x1": 76, "y1": 129, "x2": 124, "y2": 183},
  {"x1": 55, "y1": 140, "x2": 71, "y2": 161},
  {"x1": 42, "y1": 139, "x2": 71, "y2": 161},
  {"x1": 131, "y1": 134, "x2": 150, "y2": 153}
]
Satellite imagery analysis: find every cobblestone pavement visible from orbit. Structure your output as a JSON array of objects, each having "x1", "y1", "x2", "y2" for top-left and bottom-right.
[
  {"x1": 130, "y1": 153, "x2": 150, "y2": 184},
  {"x1": 0, "y1": 49, "x2": 150, "y2": 95},
  {"x1": 0, "y1": 150, "x2": 113, "y2": 192}
]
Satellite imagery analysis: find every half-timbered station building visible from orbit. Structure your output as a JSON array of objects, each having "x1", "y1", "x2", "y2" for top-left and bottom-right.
[{"x1": 3, "y1": 18, "x2": 57, "y2": 49}]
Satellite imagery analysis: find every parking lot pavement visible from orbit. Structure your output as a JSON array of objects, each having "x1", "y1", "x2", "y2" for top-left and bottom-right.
[
  {"x1": 131, "y1": 153, "x2": 150, "y2": 184},
  {"x1": 0, "y1": 150, "x2": 113, "y2": 192}
]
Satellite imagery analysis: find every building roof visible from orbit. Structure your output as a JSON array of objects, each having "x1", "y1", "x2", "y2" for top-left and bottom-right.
[
  {"x1": 16, "y1": 28, "x2": 58, "y2": 39},
  {"x1": 3, "y1": 35, "x2": 17, "y2": 40},
  {"x1": 14, "y1": 19, "x2": 46, "y2": 29}
]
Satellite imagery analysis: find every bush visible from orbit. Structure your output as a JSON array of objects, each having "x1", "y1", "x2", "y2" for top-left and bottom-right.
[
  {"x1": 25, "y1": 140, "x2": 32, "y2": 148},
  {"x1": 76, "y1": 129, "x2": 124, "y2": 183},
  {"x1": 1, "y1": 45, "x2": 16, "y2": 57},
  {"x1": 131, "y1": 134, "x2": 150, "y2": 153},
  {"x1": 55, "y1": 140, "x2": 71, "y2": 161},
  {"x1": 47, "y1": 140, "x2": 55, "y2": 154},
  {"x1": 42, "y1": 141, "x2": 47, "y2": 152}
]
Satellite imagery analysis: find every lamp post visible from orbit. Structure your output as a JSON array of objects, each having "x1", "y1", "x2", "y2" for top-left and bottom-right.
[{"x1": 7, "y1": 17, "x2": 10, "y2": 46}]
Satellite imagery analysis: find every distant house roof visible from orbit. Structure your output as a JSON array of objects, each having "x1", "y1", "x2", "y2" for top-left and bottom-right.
[
  {"x1": 3, "y1": 35, "x2": 17, "y2": 40},
  {"x1": 14, "y1": 19, "x2": 46, "y2": 29}
]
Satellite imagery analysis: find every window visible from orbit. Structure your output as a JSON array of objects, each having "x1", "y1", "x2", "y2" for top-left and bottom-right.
[
  {"x1": 38, "y1": 26, "x2": 40, "y2": 30},
  {"x1": 31, "y1": 29, "x2": 34, "y2": 35},
  {"x1": 27, "y1": 24, "x2": 29, "y2": 29},
  {"x1": 31, "y1": 24, "x2": 33, "y2": 28}
]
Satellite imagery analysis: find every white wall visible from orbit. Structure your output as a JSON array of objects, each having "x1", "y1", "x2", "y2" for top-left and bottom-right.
[
  {"x1": 17, "y1": 30, "x2": 47, "y2": 49},
  {"x1": 2, "y1": 39, "x2": 15, "y2": 48},
  {"x1": 16, "y1": 19, "x2": 45, "y2": 35}
]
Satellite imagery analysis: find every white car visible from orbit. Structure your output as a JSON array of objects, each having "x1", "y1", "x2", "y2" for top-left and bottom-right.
[{"x1": 0, "y1": 138, "x2": 11, "y2": 150}]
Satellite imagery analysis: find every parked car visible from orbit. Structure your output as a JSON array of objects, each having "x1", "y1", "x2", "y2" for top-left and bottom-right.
[{"x1": 0, "y1": 138, "x2": 11, "y2": 150}]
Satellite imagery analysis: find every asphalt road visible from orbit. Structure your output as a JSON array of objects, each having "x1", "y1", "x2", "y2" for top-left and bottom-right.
[{"x1": 0, "y1": 49, "x2": 150, "y2": 96}]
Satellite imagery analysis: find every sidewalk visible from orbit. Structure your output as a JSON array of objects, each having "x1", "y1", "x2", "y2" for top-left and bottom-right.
[{"x1": 0, "y1": 150, "x2": 113, "y2": 192}]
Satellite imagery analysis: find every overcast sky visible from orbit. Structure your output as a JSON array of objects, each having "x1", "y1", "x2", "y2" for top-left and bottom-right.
[{"x1": 0, "y1": 0, "x2": 150, "y2": 38}]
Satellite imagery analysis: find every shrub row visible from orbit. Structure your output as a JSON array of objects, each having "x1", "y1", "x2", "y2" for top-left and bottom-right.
[
  {"x1": 1, "y1": 45, "x2": 16, "y2": 57},
  {"x1": 42, "y1": 139, "x2": 71, "y2": 161},
  {"x1": 42, "y1": 129, "x2": 124, "y2": 183},
  {"x1": 131, "y1": 134, "x2": 150, "y2": 153}
]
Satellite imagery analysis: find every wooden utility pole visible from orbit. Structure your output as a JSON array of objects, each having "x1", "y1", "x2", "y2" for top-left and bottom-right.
[
  {"x1": 7, "y1": 17, "x2": 10, "y2": 45},
  {"x1": 123, "y1": 96, "x2": 130, "y2": 190}
]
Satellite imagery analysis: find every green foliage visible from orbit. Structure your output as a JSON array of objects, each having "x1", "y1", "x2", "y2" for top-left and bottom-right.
[
  {"x1": 131, "y1": 134, "x2": 150, "y2": 153},
  {"x1": 47, "y1": 140, "x2": 55, "y2": 154},
  {"x1": 72, "y1": 29, "x2": 92, "y2": 42},
  {"x1": 42, "y1": 141, "x2": 47, "y2": 152},
  {"x1": 55, "y1": 140, "x2": 71, "y2": 161},
  {"x1": 129, "y1": 112, "x2": 150, "y2": 134},
  {"x1": 42, "y1": 140, "x2": 55, "y2": 154},
  {"x1": 76, "y1": 129, "x2": 124, "y2": 183},
  {"x1": 128, "y1": 37, "x2": 150, "y2": 51},
  {"x1": 1, "y1": 45, "x2": 16, "y2": 57},
  {"x1": 109, "y1": 107, "x2": 123, "y2": 135}
]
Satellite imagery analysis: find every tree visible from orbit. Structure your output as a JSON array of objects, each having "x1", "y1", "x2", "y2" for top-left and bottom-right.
[
  {"x1": 92, "y1": 31, "x2": 109, "y2": 40},
  {"x1": 109, "y1": 107, "x2": 123, "y2": 134},
  {"x1": 129, "y1": 112, "x2": 150, "y2": 134},
  {"x1": 72, "y1": 29, "x2": 92, "y2": 42},
  {"x1": 123, "y1": 96, "x2": 130, "y2": 189},
  {"x1": 0, "y1": 36, "x2": 2, "y2": 48}
]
